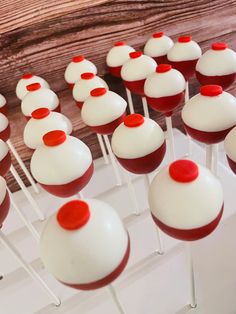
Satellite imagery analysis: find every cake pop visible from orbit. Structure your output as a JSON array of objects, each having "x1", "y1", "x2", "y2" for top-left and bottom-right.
[
  {"x1": 64, "y1": 55, "x2": 97, "y2": 89},
  {"x1": 21, "y1": 83, "x2": 60, "y2": 119},
  {"x1": 16, "y1": 73, "x2": 50, "y2": 101},
  {"x1": 196, "y1": 42, "x2": 236, "y2": 90},
  {"x1": 24, "y1": 108, "x2": 72, "y2": 150},
  {"x1": 30, "y1": 131, "x2": 93, "y2": 197},
  {"x1": 0, "y1": 113, "x2": 10, "y2": 142},
  {"x1": 224, "y1": 126, "x2": 236, "y2": 174},
  {"x1": 0, "y1": 94, "x2": 7, "y2": 116},
  {"x1": 0, "y1": 140, "x2": 11, "y2": 176},
  {"x1": 144, "y1": 32, "x2": 174, "y2": 64},
  {"x1": 0, "y1": 177, "x2": 10, "y2": 226}
]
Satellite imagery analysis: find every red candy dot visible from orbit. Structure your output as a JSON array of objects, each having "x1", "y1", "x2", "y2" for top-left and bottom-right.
[
  {"x1": 22, "y1": 73, "x2": 33, "y2": 79},
  {"x1": 43, "y1": 130, "x2": 66, "y2": 146},
  {"x1": 156, "y1": 64, "x2": 172, "y2": 73},
  {"x1": 152, "y1": 32, "x2": 164, "y2": 38},
  {"x1": 211, "y1": 42, "x2": 228, "y2": 51},
  {"x1": 26, "y1": 82, "x2": 41, "y2": 92},
  {"x1": 169, "y1": 160, "x2": 199, "y2": 183},
  {"x1": 200, "y1": 85, "x2": 223, "y2": 97},
  {"x1": 72, "y1": 55, "x2": 85, "y2": 63},
  {"x1": 81, "y1": 72, "x2": 95, "y2": 80},
  {"x1": 124, "y1": 114, "x2": 144, "y2": 127},
  {"x1": 90, "y1": 87, "x2": 107, "y2": 97},
  {"x1": 114, "y1": 41, "x2": 125, "y2": 46},
  {"x1": 129, "y1": 51, "x2": 142, "y2": 59},
  {"x1": 32, "y1": 108, "x2": 50, "y2": 119},
  {"x1": 57, "y1": 200, "x2": 90, "y2": 230},
  {"x1": 178, "y1": 35, "x2": 192, "y2": 43}
]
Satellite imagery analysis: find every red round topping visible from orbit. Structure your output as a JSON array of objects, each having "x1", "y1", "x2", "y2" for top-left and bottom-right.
[
  {"x1": 57, "y1": 200, "x2": 90, "y2": 230},
  {"x1": 81, "y1": 72, "x2": 95, "y2": 80},
  {"x1": 156, "y1": 64, "x2": 172, "y2": 73},
  {"x1": 32, "y1": 108, "x2": 50, "y2": 119},
  {"x1": 152, "y1": 32, "x2": 164, "y2": 38},
  {"x1": 129, "y1": 51, "x2": 142, "y2": 59},
  {"x1": 43, "y1": 130, "x2": 66, "y2": 146},
  {"x1": 124, "y1": 114, "x2": 144, "y2": 127},
  {"x1": 200, "y1": 85, "x2": 223, "y2": 97},
  {"x1": 90, "y1": 87, "x2": 107, "y2": 97},
  {"x1": 211, "y1": 42, "x2": 228, "y2": 51},
  {"x1": 114, "y1": 41, "x2": 125, "y2": 46},
  {"x1": 26, "y1": 83, "x2": 41, "y2": 92},
  {"x1": 72, "y1": 55, "x2": 85, "y2": 63},
  {"x1": 22, "y1": 73, "x2": 33, "y2": 79},
  {"x1": 178, "y1": 35, "x2": 192, "y2": 43},
  {"x1": 169, "y1": 160, "x2": 199, "y2": 183}
]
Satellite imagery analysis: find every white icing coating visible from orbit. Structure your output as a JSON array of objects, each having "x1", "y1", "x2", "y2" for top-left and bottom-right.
[
  {"x1": 0, "y1": 94, "x2": 6, "y2": 108},
  {"x1": 64, "y1": 59, "x2": 97, "y2": 84},
  {"x1": 144, "y1": 68, "x2": 185, "y2": 97},
  {"x1": 121, "y1": 55, "x2": 157, "y2": 81},
  {"x1": 167, "y1": 41, "x2": 202, "y2": 62},
  {"x1": 149, "y1": 162, "x2": 223, "y2": 229},
  {"x1": 0, "y1": 140, "x2": 8, "y2": 161},
  {"x1": 106, "y1": 45, "x2": 135, "y2": 67},
  {"x1": 81, "y1": 91, "x2": 127, "y2": 126},
  {"x1": 24, "y1": 112, "x2": 73, "y2": 149},
  {"x1": 30, "y1": 135, "x2": 92, "y2": 184},
  {"x1": 73, "y1": 76, "x2": 108, "y2": 102},
  {"x1": 40, "y1": 198, "x2": 128, "y2": 284},
  {"x1": 16, "y1": 76, "x2": 50, "y2": 100},
  {"x1": 111, "y1": 118, "x2": 165, "y2": 158},
  {"x1": 196, "y1": 48, "x2": 236, "y2": 75},
  {"x1": 182, "y1": 92, "x2": 236, "y2": 132},
  {"x1": 0, "y1": 113, "x2": 9, "y2": 132},
  {"x1": 144, "y1": 35, "x2": 174, "y2": 57},
  {"x1": 224, "y1": 126, "x2": 236, "y2": 162},
  {"x1": 0, "y1": 176, "x2": 7, "y2": 206},
  {"x1": 21, "y1": 88, "x2": 59, "y2": 117}
]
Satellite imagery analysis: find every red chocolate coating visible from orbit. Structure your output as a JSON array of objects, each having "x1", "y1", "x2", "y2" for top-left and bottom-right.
[
  {"x1": 90, "y1": 112, "x2": 126, "y2": 135},
  {"x1": 0, "y1": 105, "x2": 7, "y2": 116},
  {"x1": 75, "y1": 100, "x2": 84, "y2": 110},
  {"x1": 108, "y1": 65, "x2": 122, "y2": 78},
  {"x1": 0, "y1": 124, "x2": 10, "y2": 142},
  {"x1": 0, "y1": 152, "x2": 11, "y2": 177},
  {"x1": 168, "y1": 59, "x2": 198, "y2": 81},
  {"x1": 195, "y1": 71, "x2": 236, "y2": 90},
  {"x1": 123, "y1": 79, "x2": 146, "y2": 96},
  {"x1": 226, "y1": 156, "x2": 236, "y2": 175},
  {"x1": 68, "y1": 83, "x2": 75, "y2": 90},
  {"x1": 153, "y1": 55, "x2": 169, "y2": 65},
  {"x1": 0, "y1": 191, "x2": 10, "y2": 227}
]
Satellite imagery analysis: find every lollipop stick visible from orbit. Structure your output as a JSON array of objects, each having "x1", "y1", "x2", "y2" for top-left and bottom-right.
[
  {"x1": 103, "y1": 135, "x2": 122, "y2": 186},
  {"x1": 7, "y1": 140, "x2": 40, "y2": 194},
  {"x1": 108, "y1": 285, "x2": 125, "y2": 314},
  {"x1": 186, "y1": 242, "x2": 197, "y2": 308},
  {"x1": 185, "y1": 82, "x2": 193, "y2": 157},
  {"x1": 7, "y1": 188, "x2": 40, "y2": 242},
  {"x1": 206, "y1": 145, "x2": 213, "y2": 170},
  {"x1": 141, "y1": 97, "x2": 149, "y2": 118},
  {"x1": 165, "y1": 116, "x2": 176, "y2": 161},
  {"x1": 0, "y1": 230, "x2": 60, "y2": 306},
  {"x1": 125, "y1": 88, "x2": 134, "y2": 114},
  {"x1": 77, "y1": 191, "x2": 84, "y2": 199},
  {"x1": 212, "y1": 144, "x2": 218, "y2": 175},
  {"x1": 97, "y1": 134, "x2": 109, "y2": 165},
  {"x1": 122, "y1": 170, "x2": 140, "y2": 215},
  {"x1": 10, "y1": 165, "x2": 45, "y2": 221},
  {"x1": 185, "y1": 81, "x2": 189, "y2": 103}
]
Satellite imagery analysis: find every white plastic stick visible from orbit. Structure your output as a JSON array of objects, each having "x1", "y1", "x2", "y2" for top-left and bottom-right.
[
  {"x1": 108, "y1": 285, "x2": 125, "y2": 314},
  {"x1": 0, "y1": 230, "x2": 60, "y2": 306},
  {"x1": 7, "y1": 140, "x2": 40, "y2": 194},
  {"x1": 206, "y1": 145, "x2": 213, "y2": 170},
  {"x1": 212, "y1": 144, "x2": 218, "y2": 175},
  {"x1": 7, "y1": 188, "x2": 40, "y2": 242},
  {"x1": 97, "y1": 134, "x2": 109, "y2": 165},
  {"x1": 122, "y1": 170, "x2": 140, "y2": 215},
  {"x1": 185, "y1": 81, "x2": 189, "y2": 103},
  {"x1": 125, "y1": 88, "x2": 134, "y2": 114},
  {"x1": 186, "y1": 242, "x2": 197, "y2": 308},
  {"x1": 103, "y1": 135, "x2": 122, "y2": 186},
  {"x1": 77, "y1": 191, "x2": 84, "y2": 199},
  {"x1": 185, "y1": 82, "x2": 193, "y2": 157},
  {"x1": 142, "y1": 97, "x2": 149, "y2": 118},
  {"x1": 10, "y1": 165, "x2": 45, "y2": 221},
  {"x1": 165, "y1": 116, "x2": 176, "y2": 161}
]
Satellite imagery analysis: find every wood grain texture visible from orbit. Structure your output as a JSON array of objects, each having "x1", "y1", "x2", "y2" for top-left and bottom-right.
[{"x1": 1, "y1": 0, "x2": 236, "y2": 191}]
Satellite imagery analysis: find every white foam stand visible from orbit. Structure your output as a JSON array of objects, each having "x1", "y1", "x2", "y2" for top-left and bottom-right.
[{"x1": 1, "y1": 129, "x2": 236, "y2": 314}]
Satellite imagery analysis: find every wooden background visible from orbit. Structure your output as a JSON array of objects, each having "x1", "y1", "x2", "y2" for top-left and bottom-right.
[{"x1": 1, "y1": 0, "x2": 236, "y2": 191}]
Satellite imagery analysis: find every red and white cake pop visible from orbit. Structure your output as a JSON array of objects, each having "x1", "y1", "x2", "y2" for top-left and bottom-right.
[
  {"x1": 182, "y1": 85, "x2": 236, "y2": 144},
  {"x1": 144, "y1": 32, "x2": 174, "y2": 64},
  {"x1": 167, "y1": 36, "x2": 202, "y2": 81},
  {"x1": 196, "y1": 42, "x2": 236, "y2": 90},
  {"x1": 64, "y1": 56, "x2": 97, "y2": 89},
  {"x1": 0, "y1": 140, "x2": 11, "y2": 177},
  {"x1": 106, "y1": 41, "x2": 135, "y2": 78},
  {"x1": 16, "y1": 73, "x2": 50, "y2": 100},
  {"x1": 144, "y1": 64, "x2": 185, "y2": 116},
  {"x1": 21, "y1": 83, "x2": 60, "y2": 119},
  {"x1": 30, "y1": 131, "x2": 93, "y2": 197},
  {"x1": 72, "y1": 73, "x2": 108, "y2": 109},
  {"x1": 0, "y1": 177, "x2": 10, "y2": 227},
  {"x1": 224, "y1": 127, "x2": 236, "y2": 174},
  {"x1": 24, "y1": 108, "x2": 73, "y2": 150},
  {"x1": 121, "y1": 51, "x2": 157, "y2": 96},
  {"x1": 149, "y1": 159, "x2": 224, "y2": 241},
  {"x1": 0, "y1": 94, "x2": 7, "y2": 116},
  {"x1": 111, "y1": 114, "x2": 166, "y2": 174},
  {"x1": 0, "y1": 113, "x2": 10, "y2": 142},
  {"x1": 81, "y1": 88, "x2": 127, "y2": 135},
  {"x1": 40, "y1": 199, "x2": 130, "y2": 290}
]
